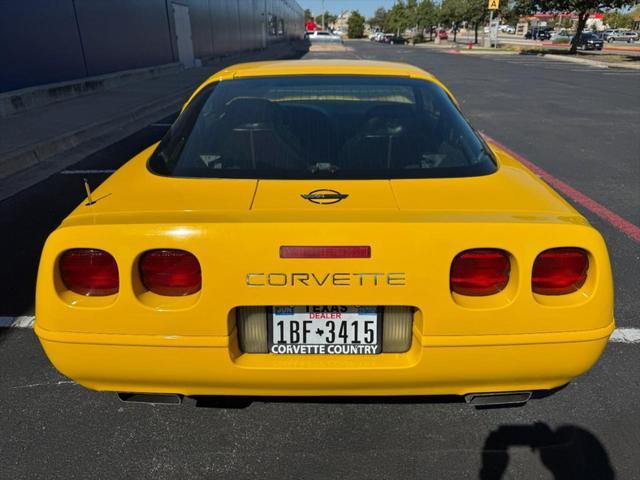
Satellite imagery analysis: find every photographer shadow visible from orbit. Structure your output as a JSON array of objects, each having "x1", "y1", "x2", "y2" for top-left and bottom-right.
[{"x1": 480, "y1": 422, "x2": 614, "y2": 479}]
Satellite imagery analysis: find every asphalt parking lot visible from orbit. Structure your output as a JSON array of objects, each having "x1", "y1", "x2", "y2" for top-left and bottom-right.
[{"x1": 1, "y1": 41, "x2": 639, "y2": 479}]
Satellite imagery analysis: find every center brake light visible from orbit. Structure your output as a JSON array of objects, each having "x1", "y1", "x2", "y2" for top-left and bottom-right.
[
  {"x1": 140, "y1": 249, "x2": 201, "y2": 296},
  {"x1": 280, "y1": 246, "x2": 371, "y2": 259},
  {"x1": 450, "y1": 249, "x2": 510, "y2": 296},
  {"x1": 60, "y1": 249, "x2": 119, "y2": 296}
]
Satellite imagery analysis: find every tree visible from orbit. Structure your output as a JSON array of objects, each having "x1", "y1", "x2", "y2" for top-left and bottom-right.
[
  {"x1": 368, "y1": 7, "x2": 388, "y2": 31},
  {"x1": 440, "y1": 0, "x2": 467, "y2": 41},
  {"x1": 416, "y1": 0, "x2": 439, "y2": 40},
  {"x1": 304, "y1": 9, "x2": 313, "y2": 22},
  {"x1": 315, "y1": 11, "x2": 337, "y2": 29},
  {"x1": 348, "y1": 10, "x2": 366, "y2": 38},
  {"x1": 499, "y1": 2, "x2": 521, "y2": 26},
  {"x1": 385, "y1": 0, "x2": 412, "y2": 35},
  {"x1": 514, "y1": 0, "x2": 635, "y2": 54},
  {"x1": 604, "y1": 10, "x2": 633, "y2": 28},
  {"x1": 465, "y1": 0, "x2": 490, "y2": 44}
]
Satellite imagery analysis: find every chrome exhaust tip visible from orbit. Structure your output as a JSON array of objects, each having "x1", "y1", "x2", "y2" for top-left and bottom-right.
[
  {"x1": 465, "y1": 391, "x2": 532, "y2": 407},
  {"x1": 117, "y1": 393, "x2": 182, "y2": 405}
]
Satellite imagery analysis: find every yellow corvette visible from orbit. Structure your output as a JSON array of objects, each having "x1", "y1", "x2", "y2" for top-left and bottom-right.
[{"x1": 35, "y1": 60, "x2": 614, "y2": 406}]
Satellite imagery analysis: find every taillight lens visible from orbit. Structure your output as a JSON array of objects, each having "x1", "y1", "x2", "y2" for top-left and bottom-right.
[
  {"x1": 532, "y1": 248, "x2": 588, "y2": 295},
  {"x1": 60, "y1": 249, "x2": 119, "y2": 296},
  {"x1": 450, "y1": 249, "x2": 510, "y2": 296},
  {"x1": 140, "y1": 249, "x2": 201, "y2": 296}
]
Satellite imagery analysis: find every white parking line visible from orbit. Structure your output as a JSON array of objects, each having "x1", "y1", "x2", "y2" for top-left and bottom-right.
[
  {"x1": 0, "y1": 316, "x2": 35, "y2": 328},
  {"x1": 1, "y1": 316, "x2": 638, "y2": 343},
  {"x1": 60, "y1": 169, "x2": 115, "y2": 175},
  {"x1": 609, "y1": 328, "x2": 640, "y2": 343}
]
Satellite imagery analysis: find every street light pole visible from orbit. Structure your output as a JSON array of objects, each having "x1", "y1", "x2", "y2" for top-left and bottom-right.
[
  {"x1": 322, "y1": 0, "x2": 325, "y2": 30},
  {"x1": 489, "y1": 9, "x2": 494, "y2": 48}
]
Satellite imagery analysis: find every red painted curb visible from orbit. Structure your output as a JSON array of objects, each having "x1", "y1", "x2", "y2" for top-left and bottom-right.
[{"x1": 483, "y1": 134, "x2": 640, "y2": 244}]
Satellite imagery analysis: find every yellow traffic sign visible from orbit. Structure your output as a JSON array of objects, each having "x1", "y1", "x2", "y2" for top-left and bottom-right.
[{"x1": 488, "y1": 0, "x2": 500, "y2": 9}]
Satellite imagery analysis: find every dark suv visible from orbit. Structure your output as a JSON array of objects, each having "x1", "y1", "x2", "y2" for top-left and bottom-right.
[
  {"x1": 575, "y1": 32, "x2": 604, "y2": 50},
  {"x1": 525, "y1": 27, "x2": 553, "y2": 40}
]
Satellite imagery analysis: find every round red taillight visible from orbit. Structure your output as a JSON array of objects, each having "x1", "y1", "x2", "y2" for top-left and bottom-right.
[
  {"x1": 532, "y1": 248, "x2": 588, "y2": 295},
  {"x1": 60, "y1": 249, "x2": 119, "y2": 296},
  {"x1": 140, "y1": 249, "x2": 201, "y2": 296},
  {"x1": 450, "y1": 249, "x2": 511, "y2": 296}
]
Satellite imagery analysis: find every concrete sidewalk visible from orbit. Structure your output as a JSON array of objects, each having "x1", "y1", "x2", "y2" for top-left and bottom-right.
[{"x1": 0, "y1": 42, "x2": 306, "y2": 199}]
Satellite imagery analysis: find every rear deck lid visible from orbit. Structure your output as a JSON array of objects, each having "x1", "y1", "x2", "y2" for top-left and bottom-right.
[{"x1": 250, "y1": 180, "x2": 398, "y2": 211}]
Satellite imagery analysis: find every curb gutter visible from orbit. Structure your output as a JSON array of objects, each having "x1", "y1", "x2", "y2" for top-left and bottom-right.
[
  {"x1": 545, "y1": 53, "x2": 640, "y2": 70},
  {"x1": 0, "y1": 63, "x2": 183, "y2": 118}
]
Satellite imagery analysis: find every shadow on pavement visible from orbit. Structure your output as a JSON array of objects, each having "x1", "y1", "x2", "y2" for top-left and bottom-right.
[
  {"x1": 192, "y1": 394, "x2": 466, "y2": 409},
  {"x1": 479, "y1": 422, "x2": 614, "y2": 479},
  {"x1": 190, "y1": 385, "x2": 568, "y2": 410}
]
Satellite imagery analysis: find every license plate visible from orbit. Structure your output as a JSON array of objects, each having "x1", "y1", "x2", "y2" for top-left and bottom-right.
[{"x1": 269, "y1": 306, "x2": 381, "y2": 355}]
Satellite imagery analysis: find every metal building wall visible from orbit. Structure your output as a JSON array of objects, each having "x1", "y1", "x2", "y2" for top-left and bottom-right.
[
  {"x1": 74, "y1": 0, "x2": 175, "y2": 77},
  {"x1": 0, "y1": 0, "x2": 303, "y2": 93},
  {"x1": 0, "y1": 0, "x2": 87, "y2": 93}
]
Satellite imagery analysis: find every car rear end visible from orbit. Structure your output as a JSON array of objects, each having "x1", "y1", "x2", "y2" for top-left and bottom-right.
[{"x1": 35, "y1": 63, "x2": 614, "y2": 399}]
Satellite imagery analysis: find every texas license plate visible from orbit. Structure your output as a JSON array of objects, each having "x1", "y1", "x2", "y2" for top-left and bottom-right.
[{"x1": 269, "y1": 306, "x2": 381, "y2": 355}]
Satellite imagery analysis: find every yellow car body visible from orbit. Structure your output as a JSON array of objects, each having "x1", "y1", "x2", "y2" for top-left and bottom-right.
[{"x1": 35, "y1": 60, "x2": 614, "y2": 398}]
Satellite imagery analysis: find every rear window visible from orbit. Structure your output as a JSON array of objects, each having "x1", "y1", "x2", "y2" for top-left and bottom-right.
[{"x1": 149, "y1": 75, "x2": 497, "y2": 179}]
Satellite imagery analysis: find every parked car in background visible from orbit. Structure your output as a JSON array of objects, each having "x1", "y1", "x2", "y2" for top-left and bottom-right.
[
  {"x1": 525, "y1": 27, "x2": 553, "y2": 40},
  {"x1": 307, "y1": 30, "x2": 342, "y2": 44},
  {"x1": 549, "y1": 30, "x2": 573, "y2": 44},
  {"x1": 605, "y1": 30, "x2": 638, "y2": 43},
  {"x1": 601, "y1": 29, "x2": 615, "y2": 40},
  {"x1": 382, "y1": 34, "x2": 407, "y2": 45},
  {"x1": 575, "y1": 32, "x2": 604, "y2": 50},
  {"x1": 437, "y1": 30, "x2": 448, "y2": 40},
  {"x1": 499, "y1": 25, "x2": 515, "y2": 34}
]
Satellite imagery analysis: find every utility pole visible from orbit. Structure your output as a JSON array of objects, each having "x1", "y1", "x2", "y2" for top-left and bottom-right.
[
  {"x1": 322, "y1": 0, "x2": 325, "y2": 30},
  {"x1": 487, "y1": 0, "x2": 500, "y2": 48},
  {"x1": 489, "y1": 9, "x2": 494, "y2": 47}
]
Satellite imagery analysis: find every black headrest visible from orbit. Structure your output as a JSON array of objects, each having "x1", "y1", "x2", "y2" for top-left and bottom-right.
[
  {"x1": 222, "y1": 97, "x2": 281, "y2": 125},
  {"x1": 362, "y1": 103, "x2": 419, "y2": 136},
  {"x1": 365, "y1": 103, "x2": 415, "y2": 119}
]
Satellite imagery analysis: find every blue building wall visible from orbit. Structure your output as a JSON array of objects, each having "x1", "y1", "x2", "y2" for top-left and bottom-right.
[{"x1": 0, "y1": 0, "x2": 304, "y2": 93}]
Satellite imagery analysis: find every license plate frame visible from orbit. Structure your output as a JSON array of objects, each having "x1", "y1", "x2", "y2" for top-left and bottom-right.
[{"x1": 268, "y1": 306, "x2": 383, "y2": 355}]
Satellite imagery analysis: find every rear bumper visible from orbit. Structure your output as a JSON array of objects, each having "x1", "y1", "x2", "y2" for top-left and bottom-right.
[{"x1": 35, "y1": 321, "x2": 614, "y2": 396}]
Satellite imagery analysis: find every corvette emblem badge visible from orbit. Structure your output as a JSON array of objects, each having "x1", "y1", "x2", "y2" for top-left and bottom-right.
[{"x1": 301, "y1": 189, "x2": 349, "y2": 205}]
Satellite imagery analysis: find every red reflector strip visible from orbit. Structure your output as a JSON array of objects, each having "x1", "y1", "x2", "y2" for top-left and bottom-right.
[{"x1": 280, "y1": 246, "x2": 371, "y2": 259}]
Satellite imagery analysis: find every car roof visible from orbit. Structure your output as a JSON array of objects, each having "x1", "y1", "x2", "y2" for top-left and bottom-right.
[{"x1": 185, "y1": 60, "x2": 455, "y2": 106}]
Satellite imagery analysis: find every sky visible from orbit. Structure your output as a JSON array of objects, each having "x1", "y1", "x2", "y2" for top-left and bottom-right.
[{"x1": 298, "y1": 0, "x2": 396, "y2": 19}]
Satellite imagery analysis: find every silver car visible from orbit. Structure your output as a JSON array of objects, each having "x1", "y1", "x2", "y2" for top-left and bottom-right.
[
  {"x1": 605, "y1": 30, "x2": 638, "y2": 43},
  {"x1": 307, "y1": 30, "x2": 342, "y2": 44}
]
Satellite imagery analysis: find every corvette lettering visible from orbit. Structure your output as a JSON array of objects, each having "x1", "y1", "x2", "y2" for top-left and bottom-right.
[{"x1": 246, "y1": 272, "x2": 406, "y2": 287}]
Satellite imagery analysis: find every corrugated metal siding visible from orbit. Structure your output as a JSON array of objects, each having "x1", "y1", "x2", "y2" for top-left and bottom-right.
[{"x1": 0, "y1": 0, "x2": 303, "y2": 93}]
